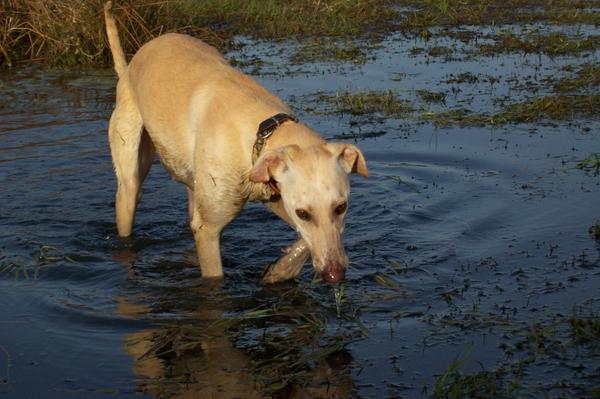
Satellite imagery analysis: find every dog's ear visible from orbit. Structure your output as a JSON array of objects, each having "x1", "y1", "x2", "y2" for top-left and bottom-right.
[
  {"x1": 327, "y1": 143, "x2": 369, "y2": 178},
  {"x1": 249, "y1": 145, "x2": 300, "y2": 183}
]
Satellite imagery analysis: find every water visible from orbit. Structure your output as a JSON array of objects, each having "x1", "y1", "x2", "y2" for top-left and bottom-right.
[{"x1": 1, "y1": 30, "x2": 600, "y2": 398}]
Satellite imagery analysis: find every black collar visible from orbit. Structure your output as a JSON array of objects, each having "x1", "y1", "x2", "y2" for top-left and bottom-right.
[{"x1": 252, "y1": 113, "x2": 298, "y2": 163}]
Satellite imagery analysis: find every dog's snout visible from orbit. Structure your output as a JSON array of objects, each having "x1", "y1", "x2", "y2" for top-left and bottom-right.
[{"x1": 321, "y1": 261, "x2": 345, "y2": 284}]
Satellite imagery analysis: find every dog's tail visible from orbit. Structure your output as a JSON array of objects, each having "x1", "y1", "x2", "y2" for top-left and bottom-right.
[{"x1": 104, "y1": 1, "x2": 127, "y2": 78}]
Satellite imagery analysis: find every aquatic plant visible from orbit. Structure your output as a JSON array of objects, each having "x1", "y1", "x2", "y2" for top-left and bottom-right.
[
  {"x1": 553, "y1": 63, "x2": 600, "y2": 93},
  {"x1": 422, "y1": 95, "x2": 600, "y2": 127},
  {"x1": 331, "y1": 90, "x2": 415, "y2": 117},
  {"x1": 290, "y1": 39, "x2": 370, "y2": 65},
  {"x1": 479, "y1": 31, "x2": 600, "y2": 57},
  {"x1": 577, "y1": 154, "x2": 600, "y2": 175}
]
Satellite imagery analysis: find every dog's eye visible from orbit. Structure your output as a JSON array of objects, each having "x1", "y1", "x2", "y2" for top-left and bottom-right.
[
  {"x1": 295, "y1": 209, "x2": 311, "y2": 221},
  {"x1": 334, "y1": 202, "x2": 347, "y2": 215}
]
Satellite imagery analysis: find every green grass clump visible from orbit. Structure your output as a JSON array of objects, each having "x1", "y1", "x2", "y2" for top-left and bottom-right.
[
  {"x1": 396, "y1": 0, "x2": 600, "y2": 33},
  {"x1": 422, "y1": 95, "x2": 600, "y2": 127},
  {"x1": 553, "y1": 63, "x2": 600, "y2": 93},
  {"x1": 577, "y1": 154, "x2": 600, "y2": 175},
  {"x1": 427, "y1": 46, "x2": 453, "y2": 58},
  {"x1": 332, "y1": 90, "x2": 415, "y2": 117},
  {"x1": 590, "y1": 222, "x2": 600, "y2": 240},
  {"x1": 479, "y1": 31, "x2": 600, "y2": 56},
  {"x1": 496, "y1": 95, "x2": 600, "y2": 122},
  {"x1": 421, "y1": 109, "x2": 489, "y2": 127},
  {"x1": 0, "y1": 0, "x2": 222, "y2": 67},
  {"x1": 432, "y1": 343, "x2": 503, "y2": 399},
  {"x1": 417, "y1": 89, "x2": 447, "y2": 103},
  {"x1": 433, "y1": 370, "x2": 500, "y2": 399},
  {"x1": 570, "y1": 315, "x2": 600, "y2": 344},
  {"x1": 290, "y1": 39, "x2": 368, "y2": 65},
  {"x1": 0, "y1": 0, "x2": 399, "y2": 67}
]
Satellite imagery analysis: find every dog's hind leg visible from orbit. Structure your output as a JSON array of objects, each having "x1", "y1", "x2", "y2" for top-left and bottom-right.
[{"x1": 108, "y1": 80, "x2": 147, "y2": 237}]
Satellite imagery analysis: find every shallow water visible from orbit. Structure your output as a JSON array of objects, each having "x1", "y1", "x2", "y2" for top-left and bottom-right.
[{"x1": 1, "y1": 29, "x2": 600, "y2": 398}]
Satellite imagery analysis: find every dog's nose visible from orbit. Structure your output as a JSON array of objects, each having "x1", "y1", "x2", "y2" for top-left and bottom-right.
[{"x1": 322, "y1": 267, "x2": 345, "y2": 284}]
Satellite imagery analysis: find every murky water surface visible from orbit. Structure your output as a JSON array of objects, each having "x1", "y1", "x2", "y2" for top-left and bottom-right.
[{"x1": 1, "y1": 30, "x2": 600, "y2": 398}]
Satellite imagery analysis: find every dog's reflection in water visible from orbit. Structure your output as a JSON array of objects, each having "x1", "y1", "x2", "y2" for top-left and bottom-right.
[{"x1": 117, "y1": 284, "x2": 355, "y2": 398}]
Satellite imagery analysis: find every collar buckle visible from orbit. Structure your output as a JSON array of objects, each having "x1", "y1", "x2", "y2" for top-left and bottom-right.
[{"x1": 252, "y1": 113, "x2": 298, "y2": 163}]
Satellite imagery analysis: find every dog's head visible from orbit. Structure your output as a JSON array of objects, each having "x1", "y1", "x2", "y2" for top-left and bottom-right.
[{"x1": 250, "y1": 143, "x2": 368, "y2": 283}]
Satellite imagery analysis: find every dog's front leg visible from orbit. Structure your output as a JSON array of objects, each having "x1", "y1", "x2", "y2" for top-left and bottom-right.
[
  {"x1": 262, "y1": 200, "x2": 310, "y2": 283},
  {"x1": 262, "y1": 238, "x2": 310, "y2": 283},
  {"x1": 190, "y1": 208, "x2": 224, "y2": 278}
]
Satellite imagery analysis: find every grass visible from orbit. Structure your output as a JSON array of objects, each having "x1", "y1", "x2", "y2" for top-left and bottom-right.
[
  {"x1": 395, "y1": 0, "x2": 600, "y2": 33},
  {"x1": 577, "y1": 154, "x2": 600, "y2": 175},
  {"x1": 428, "y1": 45, "x2": 454, "y2": 58},
  {"x1": 479, "y1": 31, "x2": 600, "y2": 57},
  {"x1": 422, "y1": 95, "x2": 600, "y2": 127},
  {"x1": 420, "y1": 108, "x2": 490, "y2": 127},
  {"x1": 0, "y1": 245, "x2": 76, "y2": 280},
  {"x1": 417, "y1": 89, "x2": 446, "y2": 103},
  {"x1": 290, "y1": 39, "x2": 369, "y2": 65},
  {"x1": 590, "y1": 222, "x2": 600, "y2": 241},
  {"x1": 302, "y1": 87, "x2": 600, "y2": 127},
  {"x1": 432, "y1": 343, "x2": 504, "y2": 399},
  {"x1": 496, "y1": 95, "x2": 600, "y2": 122},
  {"x1": 4, "y1": 0, "x2": 600, "y2": 66},
  {"x1": 0, "y1": 0, "x2": 399, "y2": 67},
  {"x1": 329, "y1": 90, "x2": 415, "y2": 118},
  {"x1": 570, "y1": 315, "x2": 600, "y2": 344},
  {"x1": 445, "y1": 72, "x2": 479, "y2": 84},
  {"x1": 553, "y1": 63, "x2": 600, "y2": 93}
]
